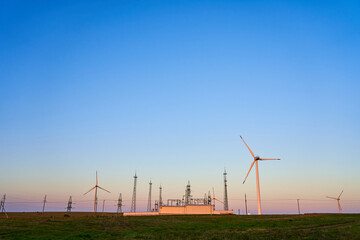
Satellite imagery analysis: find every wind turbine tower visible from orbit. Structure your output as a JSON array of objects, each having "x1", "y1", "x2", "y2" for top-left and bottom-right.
[
  {"x1": 245, "y1": 194, "x2": 248, "y2": 215},
  {"x1": 223, "y1": 169, "x2": 229, "y2": 211},
  {"x1": 130, "y1": 173, "x2": 137, "y2": 212},
  {"x1": 66, "y1": 196, "x2": 72, "y2": 213},
  {"x1": 83, "y1": 171, "x2": 111, "y2": 213},
  {"x1": 240, "y1": 136, "x2": 280, "y2": 215},
  {"x1": 327, "y1": 190, "x2": 344, "y2": 214},
  {"x1": 147, "y1": 180, "x2": 152, "y2": 212},
  {"x1": 117, "y1": 193, "x2": 123, "y2": 214},
  {"x1": 297, "y1": 199, "x2": 300, "y2": 215}
]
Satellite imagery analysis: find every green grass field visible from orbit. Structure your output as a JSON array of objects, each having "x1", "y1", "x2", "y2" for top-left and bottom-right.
[{"x1": 0, "y1": 213, "x2": 359, "y2": 239}]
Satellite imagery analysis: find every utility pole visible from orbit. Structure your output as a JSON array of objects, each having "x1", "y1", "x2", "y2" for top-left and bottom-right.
[
  {"x1": 66, "y1": 196, "x2": 72, "y2": 213},
  {"x1": 223, "y1": 169, "x2": 229, "y2": 211},
  {"x1": 117, "y1": 193, "x2": 123, "y2": 214},
  {"x1": 297, "y1": 199, "x2": 301, "y2": 215},
  {"x1": 147, "y1": 180, "x2": 152, "y2": 212},
  {"x1": 42, "y1": 195, "x2": 47, "y2": 213},
  {"x1": 130, "y1": 173, "x2": 137, "y2": 212},
  {"x1": 102, "y1": 200, "x2": 105, "y2": 215},
  {"x1": 0, "y1": 194, "x2": 8, "y2": 218},
  {"x1": 245, "y1": 194, "x2": 248, "y2": 215}
]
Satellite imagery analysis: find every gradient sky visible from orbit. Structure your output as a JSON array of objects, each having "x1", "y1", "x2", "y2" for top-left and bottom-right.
[{"x1": 1, "y1": 0, "x2": 360, "y2": 213}]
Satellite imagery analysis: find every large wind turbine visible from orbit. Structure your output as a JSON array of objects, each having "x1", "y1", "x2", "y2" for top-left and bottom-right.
[
  {"x1": 84, "y1": 171, "x2": 110, "y2": 213},
  {"x1": 240, "y1": 136, "x2": 280, "y2": 215},
  {"x1": 327, "y1": 190, "x2": 343, "y2": 214}
]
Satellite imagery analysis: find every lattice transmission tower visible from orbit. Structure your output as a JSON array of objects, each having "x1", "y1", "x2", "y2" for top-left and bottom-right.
[
  {"x1": 159, "y1": 185, "x2": 162, "y2": 206},
  {"x1": 66, "y1": 196, "x2": 72, "y2": 213},
  {"x1": 0, "y1": 194, "x2": 8, "y2": 218},
  {"x1": 130, "y1": 173, "x2": 137, "y2": 212},
  {"x1": 117, "y1": 193, "x2": 123, "y2": 214},
  {"x1": 147, "y1": 180, "x2": 152, "y2": 212},
  {"x1": 184, "y1": 181, "x2": 191, "y2": 205},
  {"x1": 223, "y1": 169, "x2": 229, "y2": 211}
]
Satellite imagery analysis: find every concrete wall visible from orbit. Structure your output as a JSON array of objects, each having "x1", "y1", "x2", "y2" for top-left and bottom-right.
[
  {"x1": 184, "y1": 205, "x2": 213, "y2": 215},
  {"x1": 123, "y1": 212, "x2": 159, "y2": 216},
  {"x1": 159, "y1": 205, "x2": 233, "y2": 215},
  {"x1": 123, "y1": 205, "x2": 233, "y2": 216},
  {"x1": 159, "y1": 206, "x2": 185, "y2": 215}
]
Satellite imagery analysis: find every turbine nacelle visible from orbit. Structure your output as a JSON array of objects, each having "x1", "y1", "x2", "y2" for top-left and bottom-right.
[{"x1": 254, "y1": 156, "x2": 260, "y2": 160}]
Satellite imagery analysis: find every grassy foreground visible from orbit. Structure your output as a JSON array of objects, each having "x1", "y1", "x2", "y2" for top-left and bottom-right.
[{"x1": 0, "y1": 212, "x2": 359, "y2": 239}]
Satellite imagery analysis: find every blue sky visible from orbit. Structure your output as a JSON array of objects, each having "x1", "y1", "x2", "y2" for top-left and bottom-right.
[{"x1": 1, "y1": 1, "x2": 360, "y2": 213}]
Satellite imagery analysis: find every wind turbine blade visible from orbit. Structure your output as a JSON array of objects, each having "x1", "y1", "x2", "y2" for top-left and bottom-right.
[
  {"x1": 83, "y1": 186, "x2": 96, "y2": 195},
  {"x1": 240, "y1": 136, "x2": 255, "y2": 158},
  {"x1": 98, "y1": 186, "x2": 111, "y2": 193},
  {"x1": 338, "y1": 190, "x2": 344, "y2": 198},
  {"x1": 260, "y1": 158, "x2": 280, "y2": 161},
  {"x1": 96, "y1": 171, "x2": 98, "y2": 185},
  {"x1": 243, "y1": 160, "x2": 256, "y2": 184},
  {"x1": 326, "y1": 196, "x2": 337, "y2": 200}
]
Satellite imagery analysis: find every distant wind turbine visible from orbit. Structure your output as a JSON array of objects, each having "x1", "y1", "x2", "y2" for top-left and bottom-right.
[
  {"x1": 84, "y1": 171, "x2": 110, "y2": 213},
  {"x1": 240, "y1": 136, "x2": 280, "y2": 215},
  {"x1": 327, "y1": 190, "x2": 344, "y2": 214}
]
